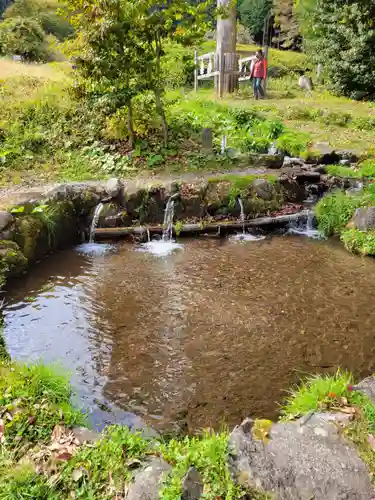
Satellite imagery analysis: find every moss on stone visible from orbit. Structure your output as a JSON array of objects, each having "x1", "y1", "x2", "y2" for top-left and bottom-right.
[
  {"x1": 14, "y1": 216, "x2": 45, "y2": 261},
  {"x1": 0, "y1": 240, "x2": 28, "y2": 280}
]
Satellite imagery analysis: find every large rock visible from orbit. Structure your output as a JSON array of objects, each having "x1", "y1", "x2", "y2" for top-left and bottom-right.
[
  {"x1": 126, "y1": 457, "x2": 171, "y2": 500},
  {"x1": 0, "y1": 212, "x2": 13, "y2": 232},
  {"x1": 105, "y1": 177, "x2": 125, "y2": 204},
  {"x1": 228, "y1": 415, "x2": 374, "y2": 500},
  {"x1": 249, "y1": 153, "x2": 284, "y2": 169},
  {"x1": 252, "y1": 179, "x2": 274, "y2": 201},
  {"x1": 181, "y1": 467, "x2": 203, "y2": 500},
  {"x1": 357, "y1": 376, "x2": 375, "y2": 405},
  {"x1": 350, "y1": 207, "x2": 375, "y2": 231}
]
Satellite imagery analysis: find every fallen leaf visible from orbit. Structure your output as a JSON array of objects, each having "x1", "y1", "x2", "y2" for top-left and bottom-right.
[
  {"x1": 51, "y1": 425, "x2": 64, "y2": 442},
  {"x1": 72, "y1": 468, "x2": 83, "y2": 482},
  {"x1": 56, "y1": 452, "x2": 72, "y2": 461},
  {"x1": 28, "y1": 416, "x2": 36, "y2": 425},
  {"x1": 339, "y1": 397, "x2": 348, "y2": 406}
]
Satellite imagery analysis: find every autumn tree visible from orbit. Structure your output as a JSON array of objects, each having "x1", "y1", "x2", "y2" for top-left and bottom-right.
[{"x1": 64, "y1": 0, "x2": 210, "y2": 145}]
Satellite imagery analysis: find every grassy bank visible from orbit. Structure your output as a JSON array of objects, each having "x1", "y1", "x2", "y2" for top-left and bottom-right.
[
  {"x1": 1, "y1": 44, "x2": 375, "y2": 189},
  {"x1": 1, "y1": 359, "x2": 375, "y2": 498},
  {"x1": 315, "y1": 180, "x2": 375, "y2": 256},
  {"x1": 0, "y1": 360, "x2": 254, "y2": 499}
]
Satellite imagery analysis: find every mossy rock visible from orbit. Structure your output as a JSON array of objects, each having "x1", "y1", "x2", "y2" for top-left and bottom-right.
[
  {"x1": 0, "y1": 240, "x2": 28, "y2": 279},
  {"x1": 13, "y1": 216, "x2": 46, "y2": 261},
  {"x1": 205, "y1": 181, "x2": 234, "y2": 216},
  {"x1": 125, "y1": 187, "x2": 169, "y2": 224},
  {"x1": 175, "y1": 182, "x2": 207, "y2": 219}
]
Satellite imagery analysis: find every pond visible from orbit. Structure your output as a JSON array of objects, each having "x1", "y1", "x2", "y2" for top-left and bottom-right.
[{"x1": 3, "y1": 235, "x2": 375, "y2": 434}]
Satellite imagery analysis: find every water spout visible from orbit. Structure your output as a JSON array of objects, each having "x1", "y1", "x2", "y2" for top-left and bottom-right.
[
  {"x1": 89, "y1": 203, "x2": 104, "y2": 243},
  {"x1": 162, "y1": 196, "x2": 176, "y2": 242},
  {"x1": 237, "y1": 197, "x2": 246, "y2": 234}
]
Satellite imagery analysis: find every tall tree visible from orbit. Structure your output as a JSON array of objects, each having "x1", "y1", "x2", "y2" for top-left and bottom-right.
[
  {"x1": 238, "y1": 0, "x2": 272, "y2": 45},
  {"x1": 273, "y1": 0, "x2": 301, "y2": 49},
  {"x1": 307, "y1": 0, "x2": 375, "y2": 99},
  {"x1": 64, "y1": 0, "x2": 210, "y2": 145}
]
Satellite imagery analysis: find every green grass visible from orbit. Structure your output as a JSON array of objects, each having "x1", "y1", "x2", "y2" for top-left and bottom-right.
[
  {"x1": 159, "y1": 430, "x2": 245, "y2": 499},
  {"x1": 341, "y1": 229, "x2": 375, "y2": 256},
  {"x1": 281, "y1": 370, "x2": 355, "y2": 420},
  {"x1": 315, "y1": 191, "x2": 365, "y2": 236},
  {"x1": 0, "y1": 361, "x2": 85, "y2": 447},
  {"x1": 326, "y1": 165, "x2": 361, "y2": 178}
]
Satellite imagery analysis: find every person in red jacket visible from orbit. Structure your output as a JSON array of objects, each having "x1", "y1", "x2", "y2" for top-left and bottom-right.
[{"x1": 251, "y1": 50, "x2": 267, "y2": 100}]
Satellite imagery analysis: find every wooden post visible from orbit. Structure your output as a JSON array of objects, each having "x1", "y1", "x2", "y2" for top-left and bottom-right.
[
  {"x1": 216, "y1": 0, "x2": 238, "y2": 93},
  {"x1": 194, "y1": 51, "x2": 198, "y2": 92},
  {"x1": 263, "y1": 44, "x2": 269, "y2": 97}
]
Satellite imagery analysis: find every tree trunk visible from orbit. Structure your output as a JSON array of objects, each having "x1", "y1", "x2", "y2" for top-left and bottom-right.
[
  {"x1": 155, "y1": 38, "x2": 168, "y2": 145},
  {"x1": 154, "y1": 88, "x2": 168, "y2": 146},
  {"x1": 127, "y1": 99, "x2": 135, "y2": 150},
  {"x1": 216, "y1": 0, "x2": 238, "y2": 93}
]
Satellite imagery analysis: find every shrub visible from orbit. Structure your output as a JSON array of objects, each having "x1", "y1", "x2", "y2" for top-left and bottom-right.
[
  {"x1": 308, "y1": 1, "x2": 375, "y2": 99},
  {"x1": 341, "y1": 228, "x2": 375, "y2": 256},
  {"x1": 0, "y1": 17, "x2": 49, "y2": 61},
  {"x1": 315, "y1": 190, "x2": 364, "y2": 236},
  {"x1": 358, "y1": 159, "x2": 375, "y2": 178},
  {"x1": 276, "y1": 130, "x2": 311, "y2": 157}
]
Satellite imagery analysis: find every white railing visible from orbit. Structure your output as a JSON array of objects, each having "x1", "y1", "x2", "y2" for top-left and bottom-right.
[{"x1": 195, "y1": 52, "x2": 256, "y2": 82}]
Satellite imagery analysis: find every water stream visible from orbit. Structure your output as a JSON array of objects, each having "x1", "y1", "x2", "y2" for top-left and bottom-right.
[
  {"x1": 139, "y1": 195, "x2": 183, "y2": 256},
  {"x1": 4, "y1": 236, "x2": 375, "y2": 433},
  {"x1": 230, "y1": 197, "x2": 266, "y2": 242},
  {"x1": 89, "y1": 203, "x2": 104, "y2": 243}
]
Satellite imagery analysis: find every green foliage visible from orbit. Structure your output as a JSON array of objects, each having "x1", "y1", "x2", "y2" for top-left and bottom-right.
[
  {"x1": 306, "y1": 0, "x2": 375, "y2": 99},
  {"x1": 160, "y1": 429, "x2": 246, "y2": 499},
  {"x1": 238, "y1": 0, "x2": 272, "y2": 44},
  {"x1": 0, "y1": 361, "x2": 85, "y2": 447},
  {"x1": 281, "y1": 370, "x2": 357, "y2": 419},
  {"x1": 357, "y1": 160, "x2": 375, "y2": 179},
  {"x1": 326, "y1": 165, "x2": 360, "y2": 178},
  {"x1": 3, "y1": 0, "x2": 74, "y2": 41},
  {"x1": 57, "y1": 426, "x2": 149, "y2": 498},
  {"x1": 0, "y1": 17, "x2": 48, "y2": 61},
  {"x1": 275, "y1": 130, "x2": 311, "y2": 157},
  {"x1": 274, "y1": 0, "x2": 301, "y2": 49},
  {"x1": 341, "y1": 228, "x2": 375, "y2": 256},
  {"x1": 315, "y1": 191, "x2": 364, "y2": 236}
]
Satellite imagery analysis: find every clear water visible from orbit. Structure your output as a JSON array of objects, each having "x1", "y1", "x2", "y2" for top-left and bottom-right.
[{"x1": 4, "y1": 236, "x2": 375, "y2": 433}]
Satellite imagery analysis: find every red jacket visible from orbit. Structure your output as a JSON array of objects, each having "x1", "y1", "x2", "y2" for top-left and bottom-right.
[{"x1": 252, "y1": 59, "x2": 267, "y2": 79}]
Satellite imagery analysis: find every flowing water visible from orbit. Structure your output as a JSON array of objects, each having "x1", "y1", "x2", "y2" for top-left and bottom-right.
[
  {"x1": 4, "y1": 236, "x2": 375, "y2": 433},
  {"x1": 230, "y1": 197, "x2": 266, "y2": 242},
  {"x1": 140, "y1": 195, "x2": 183, "y2": 256},
  {"x1": 89, "y1": 203, "x2": 104, "y2": 243}
]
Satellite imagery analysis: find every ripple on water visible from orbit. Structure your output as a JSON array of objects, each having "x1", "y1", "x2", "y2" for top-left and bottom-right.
[
  {"x1": 230, "y1": 233, "x2": 266, "y2": 242},
  {"x1": 136, "y1": 240, "x2": 184, "y2": 256},
  {"x1": 75, "y1": 243, "x2": 116, "y2": 256}
]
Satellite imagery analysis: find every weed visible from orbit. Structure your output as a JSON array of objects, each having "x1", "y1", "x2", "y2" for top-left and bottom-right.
[
  {"x1": 58, "y1": 426, "x2": 149, "y2": 498},
  {"x1": 174, "y1": 220, "x2": 184, "y2": 236},
  {"x1": 315, "y1": 191, "x2": 364, "y2": 236},
  {"x1": 281, "y1": 370, "x2": 354, "y2": 420},
  {"x1": 0, "y1": 361, "x2": 85, "y2": 447},
  {"x1": 160, "y1": 429, "x2": 246, "y2": 499},
  {"x1": 276, "y1": 131, "x2": 311, "y2": 158},
  {"x1": 326, "y1": 165, "x2": 361, "y2": 178},
  {"x1": 341, "y1": 229, "x2": 375, "y2": 256}
]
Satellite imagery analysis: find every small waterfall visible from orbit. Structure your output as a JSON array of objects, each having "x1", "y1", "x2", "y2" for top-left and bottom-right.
[
  {"x1": 137, "y1": 194, "x2": 183, "y2": 256},
  {"x1": 146, "y1": 227, "x2": 151, "y2": 242},
  {"x1": 162, "y1": 196, "x2": 175, "y2": 242},
  {"x1": 89, "y1": 203, "x2": 104, "y2": 243},
  {"x1": 231, "y1": 197, "x2": 265, "y2": 242},
  {"x1": 237, "y1": 197, "x2": 246, "y2": 234},
  {"x1": 288, "y1": 210, "x2": 323, "y2": 239}
]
